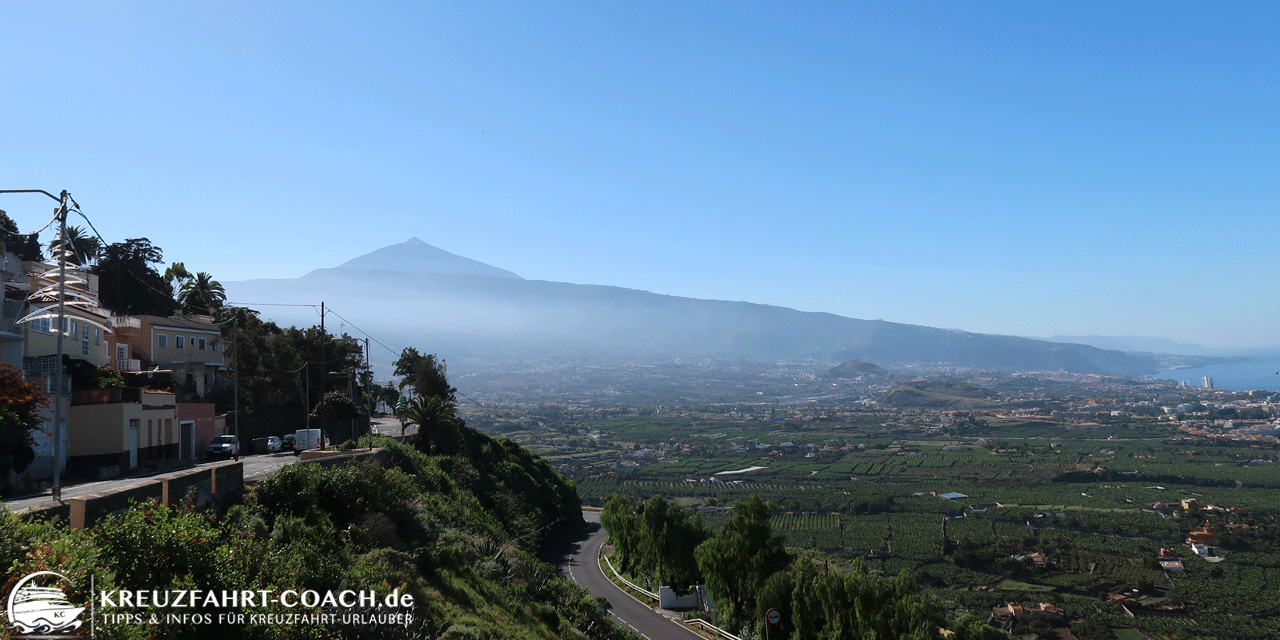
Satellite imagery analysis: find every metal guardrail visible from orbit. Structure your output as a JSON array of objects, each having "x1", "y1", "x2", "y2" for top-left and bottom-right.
[
  {"x1": 686, "y1": 618, "x2": 744, "y2": 640},
  {"x1": 600, "y1": 550, "x2": 658, "y2": 600},
  {"x1": 598, "y1": 549, "x2": 742, "y2": 640}
]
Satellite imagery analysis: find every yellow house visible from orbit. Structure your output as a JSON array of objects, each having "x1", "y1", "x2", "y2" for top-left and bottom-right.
[
  {"x1": 21, "y1": 261, "x2": 112, "y2": 367},
  {"x1": 14, "y1": 259, "x2": 114, "y2": 480},
  {"x1": 110, "y1": 314, "x2": 224, "y2": 398},
  {"x1": 69, "y1": 387, "x2": 180, "y2": 474}
]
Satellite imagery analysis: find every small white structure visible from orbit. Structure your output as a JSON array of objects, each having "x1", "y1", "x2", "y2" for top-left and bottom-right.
[{"x1": 659, "y1": 585, "x2": 710, "y2": 611}]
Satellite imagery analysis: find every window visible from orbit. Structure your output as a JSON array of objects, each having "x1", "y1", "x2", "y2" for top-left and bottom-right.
[
  {"x1": 198, "y1": 337, "x2": 206, "y2": 351},
  {"x1": 158, "y1": 334, "x2": 168, "y2": 348},
  {"x1": 212, "y1": 342, "x2": 220, "y2": 352},
  {"x1": 94, "y1": 327, "x2": 100, "y2": 345},
  {"x1": 82, "y1": 325, "x2": 89, "y2": 356},
  {"x1": 176, "y1": 335, "x2": 185, "y2": 349},
  {"x1": 32, "y1": 314, "x2": 50, "y2": 334}
]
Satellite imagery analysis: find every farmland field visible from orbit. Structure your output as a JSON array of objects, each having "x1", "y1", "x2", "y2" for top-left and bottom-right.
[{"x1": 459, "y1": 361, "x2": 1280, "y2": 639}]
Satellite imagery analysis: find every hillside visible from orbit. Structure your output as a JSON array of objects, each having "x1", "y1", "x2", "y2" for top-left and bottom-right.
[
  {"x1": 825, "y1": 359, "x2": 886, "y2": 377},
  {"x1": 226, "y1": 239, "x2": 1166, "y2": 376},
  {"x1": 879, "y1": 379, "x2": 1002, "y2": 409},
  {"x1": 0, "y1": 434, "x2": 624, "y2": 639}
]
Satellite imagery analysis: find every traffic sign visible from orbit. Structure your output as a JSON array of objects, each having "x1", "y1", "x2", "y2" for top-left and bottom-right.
[{"x1": 766, "y1": 608, "x2": 782, "y2": 627}]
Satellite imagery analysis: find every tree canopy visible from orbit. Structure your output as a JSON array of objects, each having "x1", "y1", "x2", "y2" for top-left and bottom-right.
[
  {"x1": 93, "y1": 237, "x2": 175, "y2": 316},
  {"x1": 47, "y1": 225, "x2": 101, "y2": 267},
  {"x1": 694, "y1": 494, "x2": 792, "y2": 631},
  {"x1": 177, "y1": 271, "x2": 226, "y2": 315},
  {"x1": 394, "y1": 347, "x2": 455, "y2": 402},
  {"x1": 0, "y1": 209, "x2": 44, "y2": 262}
]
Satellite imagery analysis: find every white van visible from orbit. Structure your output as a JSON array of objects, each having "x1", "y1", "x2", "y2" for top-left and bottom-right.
[{"x1": 293, "y1": 429, "x2": 330, "y2": 453}]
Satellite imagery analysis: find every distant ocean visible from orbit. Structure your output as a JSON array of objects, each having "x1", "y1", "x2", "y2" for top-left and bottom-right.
[{"x1": 1150, "y1": 356, "x2": 1280, "y2": 393}]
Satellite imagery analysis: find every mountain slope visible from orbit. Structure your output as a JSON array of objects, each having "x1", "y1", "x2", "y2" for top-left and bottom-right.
[
  {"x1": 335, "y1": 237, "x2": 523, "y2": 279},
  {"x1": 226, "y1": 240, "x2": 1164, "y2": 375}
]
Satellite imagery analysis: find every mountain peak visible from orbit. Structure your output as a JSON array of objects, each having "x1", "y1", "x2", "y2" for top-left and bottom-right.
[{"x1": 335, "y1": 238, "x2": 523, "y2": 280}]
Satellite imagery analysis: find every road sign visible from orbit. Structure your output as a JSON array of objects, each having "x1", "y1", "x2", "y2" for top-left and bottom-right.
[{"x1": 766, "y1": 608, "x2": 782, "y2": 627}]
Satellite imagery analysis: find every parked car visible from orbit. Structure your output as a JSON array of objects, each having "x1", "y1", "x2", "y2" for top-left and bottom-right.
[
  {"x1": 281, "y1": 434, "x2": 296, "y2": 451},
  {"x1": 206, "y1": 435, "x2": 239, "y2": 459},
  {"x1": 266, "y1": 436, "x2": 282, "y2": 453}
]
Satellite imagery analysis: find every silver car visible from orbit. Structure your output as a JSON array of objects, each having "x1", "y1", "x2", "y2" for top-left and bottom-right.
[{"x1": 206, "y1": 435, "x2": 239, "y2": 459}]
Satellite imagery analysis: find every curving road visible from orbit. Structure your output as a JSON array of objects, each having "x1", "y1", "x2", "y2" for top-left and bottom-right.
[{"x1": 551, "y1": 511, "x2": 703, "y2": 640}]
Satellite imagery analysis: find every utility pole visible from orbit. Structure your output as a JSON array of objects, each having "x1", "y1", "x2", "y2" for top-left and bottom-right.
[
  {"x1": 364, "y1": 337, "x2": 371, "y2": 448},
  {"x1": 318, "y1": 301, "x2": 325, "y2": 450},
  {"x1": 51, "y1": 192, "x2": 69, "y2": 501},
  {"x1": 232, "y1": 323, "x2": 238, "y2": 453},
  {"x1": 0, "y1": 189, "x2": 71, "y2": 502}
]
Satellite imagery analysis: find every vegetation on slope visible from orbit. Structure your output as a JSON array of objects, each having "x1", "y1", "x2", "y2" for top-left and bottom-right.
[
  {"x1": 1, "y1": 435, "x2": 628, "y2": 640},
  {"x1": 602, "y1": 494, "x2": 1007, "y2": 640}
]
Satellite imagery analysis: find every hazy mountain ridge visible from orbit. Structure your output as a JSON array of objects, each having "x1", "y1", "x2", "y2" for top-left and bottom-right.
[
  {"x1": 1044, "y1": 334, "x2": 1275, "y2": 358},
  {"x1": 226, "y1": 239, "x2": 1197, "y2": 376},
  {"x1": 335, "y1": 237, "x2": 523, "y2": 280}
]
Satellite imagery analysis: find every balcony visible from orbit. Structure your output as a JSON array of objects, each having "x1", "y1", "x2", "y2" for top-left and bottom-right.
[
  {"x1": 110, "y1": 316, "x2": 142, "y2": 334},
  {"x1": 116, "y1": 358, "x2": 142, "y2": 372}
]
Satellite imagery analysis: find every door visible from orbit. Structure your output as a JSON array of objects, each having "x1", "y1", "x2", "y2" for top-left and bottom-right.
[
  {"x1": 180, "y1": 421, "x2": 195, "y2": 461},
  {"x1": 128, "y1": 419, "x2": 139, "y2": 468}
]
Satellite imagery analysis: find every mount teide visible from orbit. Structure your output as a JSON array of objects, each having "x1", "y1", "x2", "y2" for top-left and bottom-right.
[{"x1": 225, "y1": 238, "x2": 1160, "y2": 375}]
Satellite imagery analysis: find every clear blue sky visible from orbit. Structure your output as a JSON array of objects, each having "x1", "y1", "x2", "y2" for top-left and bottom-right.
[{"x1": 2, "y1": 1, "x2": 1275, "y2": 349}]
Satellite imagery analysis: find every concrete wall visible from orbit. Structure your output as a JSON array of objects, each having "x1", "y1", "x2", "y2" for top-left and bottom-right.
[
  {"x1": 160, "y1": 466, "x2": 214, "y2": 511},
  {"x1": 69, "y1": 481, "x2": 164, "y2": 529},
  {"x1": 59, "y1": 462, "x2": 243, "y2": 530},
  {"x1": 297, "y1": 448, "x2": 389, "y2": 468},
  {"x1": 659, "y1": 586, "x2": 705, "y2": 610},
  {"x1": 69, "y1": 401, "x2": 132, "y2": 456},
  {"x1": 178, "y1": 403, "x2": 216, "y2": 455}
]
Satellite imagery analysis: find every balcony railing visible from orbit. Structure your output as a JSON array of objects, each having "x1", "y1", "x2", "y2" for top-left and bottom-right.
[
  {"x1": 110, "y1": 316, "x2": 142, "y2": 331},
  {"x1": 116, "y1": 358, "x2": 142, "y2": 371}
]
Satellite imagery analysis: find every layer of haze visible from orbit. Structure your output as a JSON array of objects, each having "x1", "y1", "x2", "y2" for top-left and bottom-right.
[{"x1": 1, "y1": 1, "x2": 1274, "y2": 349}]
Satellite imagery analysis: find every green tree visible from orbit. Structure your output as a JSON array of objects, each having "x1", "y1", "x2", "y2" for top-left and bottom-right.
[
  {"x1": 93, "y1": 237, "x2": 175, "y2": 316},
  {"x1": 311, "y1": 391, "x2": 360, "y2": 444},
  {"x1": 0, "y1": 209, "x2": 44, "y2": 262},
  {"x1": 602, "y1": 495, "x2": 708, "y2": 592},
  {"x1": 164, "y1": 261, "x2": 192, "y2": 292},
  {"x1": 215, "y1": 308, "x2": 364, "y2": 441},
  {"x1": 177, "y1": 271, "x2": 227, "y2": 315},
  {"x1": 394, "y1": 347, "x2": 456, "y2": 402},
  {"x1": 0, "y1": 363, "x2": 48, "y2": 494},
  {"x1": 694, "y1": 494, "x2": 792, "y2": 632}
]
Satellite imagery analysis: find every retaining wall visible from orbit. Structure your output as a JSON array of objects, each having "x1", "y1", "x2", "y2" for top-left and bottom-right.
[{"x1": 48, "y1": 462, "x2": 243, "y2": 530}]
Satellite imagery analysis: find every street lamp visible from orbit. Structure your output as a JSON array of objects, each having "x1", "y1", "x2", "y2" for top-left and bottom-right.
[{"x1": 0, "y1": 189, "x2": 72, "y2": 501}]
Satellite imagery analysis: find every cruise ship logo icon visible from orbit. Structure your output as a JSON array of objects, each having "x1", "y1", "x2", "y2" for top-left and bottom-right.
[{"x1": 3, "y1": 571, "x2": 85, "y2": 635}]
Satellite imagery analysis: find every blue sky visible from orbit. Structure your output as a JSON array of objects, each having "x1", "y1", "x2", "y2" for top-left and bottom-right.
[{"x1": 2, "y1": 1, "x2": 1275, "y2": 349}]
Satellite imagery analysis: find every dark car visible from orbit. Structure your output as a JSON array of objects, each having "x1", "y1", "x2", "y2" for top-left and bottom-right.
[{"x1": 281, "y1": 434, "x2": 296, "y2": 451}]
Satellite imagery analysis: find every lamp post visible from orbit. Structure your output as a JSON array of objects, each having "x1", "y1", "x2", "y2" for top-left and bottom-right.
[{"x1": 0, "y1": 189, "x2": 71, "y2": 501}]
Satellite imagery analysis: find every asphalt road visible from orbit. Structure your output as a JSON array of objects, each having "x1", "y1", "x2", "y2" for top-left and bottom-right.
[{"x1": 551, "y1": 511, "x2": 703, "y2": 640}]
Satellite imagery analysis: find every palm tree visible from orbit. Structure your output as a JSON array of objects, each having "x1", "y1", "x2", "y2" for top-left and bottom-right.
[
  {"x1": 47, "y1": 225, "x2": 101, "y2": 266},
  {"x1": 403, "y1": 394, "x2": 462, "y2": 455},
  {"x1": 177, "y1": 272, "x2": 227, "y2": 315}
]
